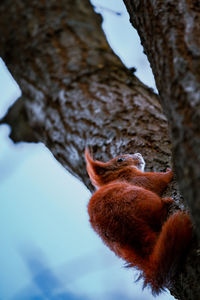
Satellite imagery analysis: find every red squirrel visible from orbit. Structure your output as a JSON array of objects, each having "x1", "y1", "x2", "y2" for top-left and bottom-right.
[{"x1": 85, "y1": 149, "x2": 192, "y2": 295}]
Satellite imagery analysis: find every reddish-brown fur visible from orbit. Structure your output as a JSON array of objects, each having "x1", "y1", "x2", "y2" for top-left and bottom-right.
[{"x1": 85, "y1": 149, "x2": 192, "y2": 294}]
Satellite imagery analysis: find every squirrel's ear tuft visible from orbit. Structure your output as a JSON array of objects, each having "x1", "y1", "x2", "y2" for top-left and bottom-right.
[
  {"x1": 85, "y1": 148, "x2": 107, "y2": 187},
  {"x1": 85, "y1": 148, "x2": 93, "y2": 166}
]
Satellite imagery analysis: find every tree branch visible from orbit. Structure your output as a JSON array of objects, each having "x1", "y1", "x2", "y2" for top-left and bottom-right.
[{"x1": 0, "y1": 0, "x2": 171, "y2": 190}]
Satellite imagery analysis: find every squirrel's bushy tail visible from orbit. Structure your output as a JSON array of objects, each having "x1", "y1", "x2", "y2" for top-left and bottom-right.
[{"x1": 143, "y1": 211, "x2": 192, "y2": 295}]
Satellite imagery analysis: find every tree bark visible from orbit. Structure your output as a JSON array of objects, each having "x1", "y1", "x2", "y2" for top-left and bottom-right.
[
  {"x1": 123, "y1": 1, "x2": 200, "y2": 298},
  {"x1": 123, "y1": 0, "x2": 200, "y2": 231},
  {"x1": 0, "y1": 0, "x2": 198, "y2": 299},
  {"x1": 0, "y1": 0, "x2": 170, "y2": 190}
]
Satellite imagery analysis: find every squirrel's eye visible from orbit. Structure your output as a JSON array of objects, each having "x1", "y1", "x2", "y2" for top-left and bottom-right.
[{"x1": 117, "y1": 157, "x2": 125, "y2": 163}]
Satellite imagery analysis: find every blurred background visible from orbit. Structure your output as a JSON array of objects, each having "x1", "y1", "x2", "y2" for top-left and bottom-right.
[{"x1": 0, "y1": 0, "x2": 174, "y2": 299}]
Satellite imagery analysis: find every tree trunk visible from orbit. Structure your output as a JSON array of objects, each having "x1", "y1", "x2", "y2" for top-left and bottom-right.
[
  {"x1": 123, "y1": 1, "x2": 200, "y2": 298},
  {"x1": 0, "y1": 0, "x2": 198, "y2": 299},
  {"x1": 123, "y1": 0, "x2": 200, "y2": 231}
]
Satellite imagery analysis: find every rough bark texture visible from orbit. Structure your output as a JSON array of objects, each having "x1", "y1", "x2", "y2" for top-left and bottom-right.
[
  {"x1": 0, "y1": 0, "x2": 171, "y2": 190},
  {"x1": 123, "y1": 1, "x2": 200, "y2": 299},
  {"x1": 123, "y1": 0, "x2": 200, "y2": 229},
  {"x1": 0, "y1": 0, "x2": 197, "y2": 299}
]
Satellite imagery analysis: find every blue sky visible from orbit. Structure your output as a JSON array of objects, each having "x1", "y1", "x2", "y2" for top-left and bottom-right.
[{"x1": 0, "y1": 1, "x2": 173, "y2": 299}]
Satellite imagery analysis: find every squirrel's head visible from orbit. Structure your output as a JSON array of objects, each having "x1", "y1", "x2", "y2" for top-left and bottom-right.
[{"x1": 85, "y1": 149, "x2": 145, "y2": 188}]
